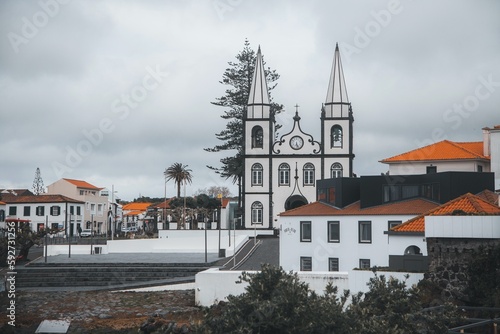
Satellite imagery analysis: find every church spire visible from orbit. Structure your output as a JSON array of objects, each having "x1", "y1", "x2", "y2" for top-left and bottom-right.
[
  {"x1": 247, "y1": 46, "x2": 271, "y2": 119},
  {"x1": 324, "y1": 43, "x2": 350, "y2": 118}
]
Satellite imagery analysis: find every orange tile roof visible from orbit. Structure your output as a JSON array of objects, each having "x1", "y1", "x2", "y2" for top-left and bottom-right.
[
  {"x1": 392, "y1": 193, "x2": 500, "y2": 233},
  {"x1": 122, "y1": 202, "x2": 152, "y2": 211},
  {"x1": 381, "y1": 140, "x2": 488, "y2": 163},
  {"x1": 476, "y1": 189, "x2": 499, "y2": 206},
  {"x1": 63, "y1": 178, "x2": 102, "y2": 190},
  {"x1": 279, "y1": 198, "x2": 439, "y2": 217},
  {"x1": 3, "y1": 194, "x2": 84, "y2": 204}
]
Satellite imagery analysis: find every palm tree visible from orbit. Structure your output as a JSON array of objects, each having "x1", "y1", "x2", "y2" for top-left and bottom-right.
[{"x1": 164, "y1": 163, "x2": 193, "y2": 198}]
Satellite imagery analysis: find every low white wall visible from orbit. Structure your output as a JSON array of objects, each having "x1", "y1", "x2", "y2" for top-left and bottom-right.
[
  {"x1": 348, "y1": 270, "x2": 424, "y2": 294},
  {"x1": 108, "y1": 232, "x2": 248, "y2": 256},
  {"x1": 45, "y1": 244, "x2": 109, "y2": 256},
  {"x1": 195, "y1": 268, "x2": 423, "y2": 307},
  {"x1": 195, "y1": 268, "x2": 349, "y2": 307}
]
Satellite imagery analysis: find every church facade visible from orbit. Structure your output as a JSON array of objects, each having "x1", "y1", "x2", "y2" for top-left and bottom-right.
[{"x1": 242, "y1": 44, "x2": 355, "y2": 229}]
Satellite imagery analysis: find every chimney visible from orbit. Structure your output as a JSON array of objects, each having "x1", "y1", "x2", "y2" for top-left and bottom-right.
[{"x1": 482, "y1": 127, "x2": 491, "y2": 156}]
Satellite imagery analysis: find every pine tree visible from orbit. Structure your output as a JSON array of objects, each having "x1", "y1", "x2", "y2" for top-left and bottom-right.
[
  {"x1": 205, "y1": 39, "x2": 283, "y2": 207},
  {"x1": 32, "y1": 167, "x2": 45, "y2": 195}
]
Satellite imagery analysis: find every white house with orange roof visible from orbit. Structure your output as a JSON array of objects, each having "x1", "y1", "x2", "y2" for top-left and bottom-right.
[
  {"x1": 380, "y1": 125, "x2": 500, "y2": 190},
  {"x1": 387, "y1": 192, "x2": 500, "y2": 270},
  {"x1": 121, "y1": 202, "x2": 152, "y2": 231},
  {"x1": 46, "y1": 178, "x2": 109, "y2": 234}
]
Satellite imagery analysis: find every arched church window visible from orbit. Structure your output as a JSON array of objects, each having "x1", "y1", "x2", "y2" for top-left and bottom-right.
[
  {"x1": 252, "y1": 126, "x2": 264, "y2": 148},
  {"x1": 331, "y1": 125, "x2": 343, "y2": 148},
  {"x1": 303, "y1": 163, "x2": 315, "y2": 186},
  {"x1": 331, "y1": 163, "x2": 343, "y2": 178},
  {"x1": 278, "y1": 163, "x2": 290, "y2": 186},
  {"x1": 251, "y1": 163, "x2": 263, "y2": 186},
  {"x1": 251, "y1": 201, "x2": 263, "y2": 224}
]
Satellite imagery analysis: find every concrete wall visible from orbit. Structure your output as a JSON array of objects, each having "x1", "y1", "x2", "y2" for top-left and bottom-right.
[{"x1": 195, "y1": 268, "x2": 423, "y2": 307}]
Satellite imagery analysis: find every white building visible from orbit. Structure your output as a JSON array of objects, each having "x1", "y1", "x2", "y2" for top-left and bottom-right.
[
  {"x1": 380, "y1": 125, "x2": 500, "y2": 190},
  {"x1": 242, "y1": 44, "x2": 355, "y2": 229},
  {"x1": 279, "y1": 198, "x2": 437, "y2": 272},
  {"x1": 47, "y1": 178, "x2": 109, "y2": 233},
  {"x1": 2, "y1": 194, "x2": 85, "y2": 235}
]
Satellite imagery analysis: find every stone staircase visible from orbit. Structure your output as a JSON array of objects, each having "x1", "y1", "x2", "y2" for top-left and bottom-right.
[{"x1": 14, "y1": 262, "x2": 214, "y2": 290}]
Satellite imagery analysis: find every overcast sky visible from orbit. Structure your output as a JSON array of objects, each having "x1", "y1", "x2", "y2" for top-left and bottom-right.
[{"x1": 1, "y1": 0, "x2": 499, "y2": 201}]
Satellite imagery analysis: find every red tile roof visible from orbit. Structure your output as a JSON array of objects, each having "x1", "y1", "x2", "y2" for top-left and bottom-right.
[
  {"x1": 381, "y1": 140, "x2": 488, "y2": 163},
  {"x1": 2, "y1": 194, "x2": 84, "y2": 204},
  {"x1": 392, "y1": 193, "x2": 500, "y2": 233},
  {"x1": 279, "y1": 198, "x2": 439, "y2": 217},
  {"x1": 63, "y1": 178, "x2": 102, "y2": 190}
]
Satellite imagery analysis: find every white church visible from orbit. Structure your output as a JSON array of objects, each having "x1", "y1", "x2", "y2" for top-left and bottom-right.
[{"x1": 242, "y1": 44, "x2": 354, "y2": 229}]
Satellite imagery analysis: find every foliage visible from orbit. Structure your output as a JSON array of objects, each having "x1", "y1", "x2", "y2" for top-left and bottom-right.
[
  {"x1": 0, "y1": 223, "x2": 61, "y2": 265},
  {"x1": 196, "y1": 264, "x2": 350, "y2": 333},
  {"x1": 196, "y1": 266, "x2": 460, "y2": 333},
  {"x1": 205, "y1": 39, "x2": 283, "y2": 200},
  {"x1": 348, "y1": 272, "x2": 459, "y2": 333},
  {"x1": 167, "y1": 194, "x2": 220, "y2": 230},
  {"x1": 164, "y1": 162, "x2": 193, "y2": 198},
  {"x1": 466, "y1": 243, "x2": 500, "y2": 307},
  {"x1": 194, "y1": 186, "x2": 232, "y2": 198}
]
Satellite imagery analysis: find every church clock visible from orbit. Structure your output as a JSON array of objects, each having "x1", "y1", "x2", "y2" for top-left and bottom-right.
[{"x1": 290, "y1": 136, "x2": 304, "y2": 150}]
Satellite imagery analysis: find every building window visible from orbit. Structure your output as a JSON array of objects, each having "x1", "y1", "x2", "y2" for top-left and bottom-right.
[
  {"x1": 251, "y1": 202, "x2": 263, "y2": 224},
  {"x1": 80, "y1": 190, "x2": 84, "y2": 195},
  {"x1": 278, "y1": 163, "x2": 290, "y2": 186},
  {"x1": 300, "y1": 257, "x2": 312, "y2": 271},
  {"x1": 0, "y1": 210, "x2": 4, "y2": 222},
  {"x1": 331, "y1": 125, "x2": 343, "y2": 148},
  {"x1": 90, "y1": 203, "x2": 96, "y2": 214},
  {"x1": 359, "y1": 259, "x2": 371, "y2": 269},
  {"x1": 23, "y1": 206, "x2": 31, "y2": 216},
  {"x1": 330, "y1": 163, "x2": 343, "y2": 178},
  {"x1": 70, "y1": 206, "x2": 74, "y2": 215},
  {"x1": 300, "y1": 221, "x2": 312, "y2": 242},
  {"x1": 50, "y1": 206, "x2": 60, "y2": 216},
  {"x1": 329, "y1": 258, "x2": 339, "y2": 272},
  {"x1": 77, "y1": 206, "x2": 81, "y2": 215},
  {"x1": 252, "y1": 126, "x2": 264, "y2": 148},
  {"x1": 388, "y1": 220, "x2": 402, "y2": 230},
  {"x1": 303, "y1": 163, "x2": 315, "y2": 186},
  {"x1": 8, "y1": 206, "x2": 17, "y2": 216},
  {"x1": 401, "y1": 185, "x2": 419, "y2": 199},
  {"x1": 477, "y1": 165, "x2": 483, "y2": 172},
  {"x1": 251, "y1": 163, "x2": 263, "y2": 186},
  {"x1": 97, "y1": 204, "x2": 103, "y2": 215},
  {"x1": 426, "y1": 165, "x2": 437, "y2": 174},
  {"x1": 359, "y1": 221, "x2": 372, "y2": 243},
  {"x1": 328, "y1": 221, "x2": 340, "y2": 243},
  {"x1": 36, "y1": 206, "x2": 45, "y2": 216}
]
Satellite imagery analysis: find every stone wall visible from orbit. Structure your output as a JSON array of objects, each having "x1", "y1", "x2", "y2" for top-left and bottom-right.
[{"x1": 425, "y1": 237, "x2": 500, "y2": 304}]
